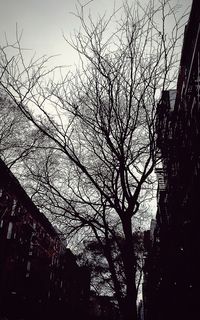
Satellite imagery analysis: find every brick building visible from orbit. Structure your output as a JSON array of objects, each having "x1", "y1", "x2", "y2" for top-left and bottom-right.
[
  {"x1": 0, "y1": 158, "x2": 90, "y2": 320},
  {"x1": 143, "y1": 0, "x2": 200, "y2": 319}
]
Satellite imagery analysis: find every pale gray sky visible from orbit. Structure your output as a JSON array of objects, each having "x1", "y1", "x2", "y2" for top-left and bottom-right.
[{"x1": 0, "y1": 0, "x2": 193, "y2": 69}]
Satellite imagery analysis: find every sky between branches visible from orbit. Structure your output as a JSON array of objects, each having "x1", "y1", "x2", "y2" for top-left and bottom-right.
[{"x1": 0, "y1": 0, "x2": 192, "y2": 72}]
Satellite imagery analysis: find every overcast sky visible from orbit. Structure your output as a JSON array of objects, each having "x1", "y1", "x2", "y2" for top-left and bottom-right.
[{"x1": 0, "y1": 0, "x2": 193, "y2": 70}]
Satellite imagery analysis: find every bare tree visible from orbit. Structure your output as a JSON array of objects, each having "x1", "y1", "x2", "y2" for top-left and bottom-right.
[
  {"x1": 0, "y1": 1, "x2": 188, "y2": 319},
  {"x1": 0, "y1": 92, "x2": 37, "y2": 169},
  {"x1": 0, "y1": 91, "x2": 56, "y2": 201}
]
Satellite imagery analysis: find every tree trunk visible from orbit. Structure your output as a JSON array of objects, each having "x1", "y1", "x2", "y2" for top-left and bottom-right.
[
  {"x1": 123, "y1": 272, "x2": 138, "y2": 320},
  {"x1": 122, "y1": 217, "x2": 138, "y2": 320}
]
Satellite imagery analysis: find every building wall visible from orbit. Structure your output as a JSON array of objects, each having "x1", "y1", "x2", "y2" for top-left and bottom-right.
[
  {"x1": 143, "y1": 1, "x2": 200, "y2": 319},
  {"x1": 0, "y1": 158, "x2": 90, "y2": 320}
]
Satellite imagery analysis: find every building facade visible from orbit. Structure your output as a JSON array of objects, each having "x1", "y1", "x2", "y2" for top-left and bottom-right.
[
  {"x1": 0, "y1": 158, "x2": 90, "y2": 320},
  {"x1": 143, "y1": 0, "x2": 200, "y2": 319}
]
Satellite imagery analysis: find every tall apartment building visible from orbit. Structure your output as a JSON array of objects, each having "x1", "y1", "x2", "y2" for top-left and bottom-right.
[
  {"x1": 0, "y1": 158, "x2": 90, "y2": 320},
  {"x1": 143, "y1": 0, "x2": 200, "y2": 319}
]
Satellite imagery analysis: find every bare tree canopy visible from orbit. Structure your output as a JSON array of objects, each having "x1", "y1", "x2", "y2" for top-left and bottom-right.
[{"x1": 0, "y1": 1, "x2": 188, "y2": 319}]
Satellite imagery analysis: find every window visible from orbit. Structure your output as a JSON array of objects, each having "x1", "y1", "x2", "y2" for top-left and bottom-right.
[
  {"x1": 11, "y1": 199, "x2": 17, "y2": 216},
  {"x1": 26, "y1": 261, "x2": 31, "y2": 278},
  {"x1": 27, "y1": 261, "x2": 31, "y2": 271},
  {"x1": 7, "y1": 222, "x2": 13, "y2": 239}
]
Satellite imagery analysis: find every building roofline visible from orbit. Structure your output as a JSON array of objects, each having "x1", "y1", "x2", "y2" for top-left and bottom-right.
[{"x1": 0, "y1": 157, "x2": 59, "y2": 239}]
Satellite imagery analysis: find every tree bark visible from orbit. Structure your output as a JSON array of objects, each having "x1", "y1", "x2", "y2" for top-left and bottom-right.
[{"x1": 122, "y1": 217, "x2": 138, "y2": 320}]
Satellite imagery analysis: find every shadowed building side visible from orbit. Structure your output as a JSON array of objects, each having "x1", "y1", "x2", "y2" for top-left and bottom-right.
[
  {"x1": 143, "y1": 0, "x2": 200, "y2": 319},
  {"x1": 0, "y1": 157, "x2": 90, "y2": 320}
]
